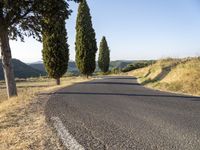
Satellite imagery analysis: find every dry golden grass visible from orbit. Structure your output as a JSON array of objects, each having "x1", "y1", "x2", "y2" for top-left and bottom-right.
[
  {"x1": 129, "y1": 57, "x2": 200, "y2": 96},
  {"x1": 0, "y1": 76, "x2": 92, "y2": 150}
]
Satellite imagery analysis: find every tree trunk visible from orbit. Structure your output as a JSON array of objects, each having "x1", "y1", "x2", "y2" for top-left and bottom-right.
[
  {"x1": 0, "y1": 29, "x2": 17, "y2": 98},
  {"x1": 56, "y1": 78, "x2": 60, "y2": 85}
]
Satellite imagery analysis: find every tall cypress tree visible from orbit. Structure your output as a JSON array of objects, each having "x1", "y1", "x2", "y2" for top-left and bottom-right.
[
  {"x1": 75, "y1": 0, "x2": 97, "y2": 77},
  {"x1": 98, "y1": 36, "x2": 110, "y2": 73},
  {"x1": 42, "y1": 0, "x2": 69, "y2": 85}
]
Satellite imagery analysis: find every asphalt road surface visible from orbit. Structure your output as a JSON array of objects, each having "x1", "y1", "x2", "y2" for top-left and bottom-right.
[{"x1": 45, "y1": 76, "x2": 200, "y2": 150}]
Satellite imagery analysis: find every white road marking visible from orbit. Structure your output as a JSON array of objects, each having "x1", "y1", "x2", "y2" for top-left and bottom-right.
[{"x1": 51, "y1": 117, "x2": 85, "y2": 150}]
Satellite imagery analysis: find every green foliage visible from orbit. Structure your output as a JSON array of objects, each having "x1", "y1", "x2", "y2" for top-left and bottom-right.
[
  {"x1": 0, "y1": 0, "x2": 42, "y2": 41},
  {"x1": 98, "y1": 36, "x2": 110, "y2": 73},
  {"x1": 42, "y1": 0, "x2": 69, "y2": 81},
  {"x1": 122, "y1": 61, "x2": 154, "y2": 72},
  {"x1": 110, "y1": 61, "x2": 131, "y2": 70},
  {"x1": 111, "y1": 68, "x2": 121, "y2": 74},
  {"x1": 0, "y1": 0, "x2": 80, "y2": 41},
  {"x1": 75, "y1": 0, "x2": 97, "y2": 76},
  {"x1": 0, "y1": 0, "x2": 79, "y2": 96}
]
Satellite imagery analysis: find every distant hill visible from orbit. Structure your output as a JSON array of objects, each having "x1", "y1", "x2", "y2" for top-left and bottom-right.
[
  {"x1": 30, "y1": 60, "x2": 154, "y2": 74},
  {"x1": 109, "y1": 60, "x2": 155, "y2": 70},
  {"x1": 29, "y1": 63, "x2": 46, "y2": 72},
  {"x1": 0, "y1": 59, "x2": 46, "y2": 80},
  {"x1": 0, "y1": 59, "x2": 155, "y2": 80},
  {"x1": 29, "y1": 61, "x2": 79, "y2": 73},
  {"x1": 30, "y1": 60, "x2": 132, "y2": 73}
]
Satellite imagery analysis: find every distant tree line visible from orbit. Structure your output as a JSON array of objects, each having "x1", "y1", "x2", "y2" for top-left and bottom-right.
[{"x1": 122, "y1": 61, "x2": 155, "y2": 73}]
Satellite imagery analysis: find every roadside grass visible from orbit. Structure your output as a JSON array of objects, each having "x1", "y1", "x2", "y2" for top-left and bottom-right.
[
  {"x1": 0, "y1": 76, "x2": 92, "y2": 150},
  {"x1": 129, "y1": 57, "x2": 200, "y2": 96}
]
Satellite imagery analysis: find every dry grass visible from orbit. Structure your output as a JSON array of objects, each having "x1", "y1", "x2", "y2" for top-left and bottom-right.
[
  {"x1": 0, "y1": 76, "x2": 92, "y2": 150},
  {"x1": 129, "y1": 57, "x2": 200, "y2": 96}
]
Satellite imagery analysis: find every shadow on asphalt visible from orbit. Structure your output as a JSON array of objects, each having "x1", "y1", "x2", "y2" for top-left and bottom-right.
[
  {"x1": 106, "y1": 77, "x2": 137, "y2": 80},
  {"x1": 42, "y1": 92, "x2": 200, "y2": 100},
  {"x1": 18, "y1": 85, "x2": 50, "y2": 88},
  {"x1": 79, "y1": 82, "x2": 141, "y2": 86}
]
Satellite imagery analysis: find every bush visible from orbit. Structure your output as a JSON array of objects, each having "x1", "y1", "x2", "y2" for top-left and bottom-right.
[
  {"x1": 122, "y1": 61, "x2": 154, "y2": 73},
  {"x1": 111, "y1": 68, "x2": 121, "y2": 74}
]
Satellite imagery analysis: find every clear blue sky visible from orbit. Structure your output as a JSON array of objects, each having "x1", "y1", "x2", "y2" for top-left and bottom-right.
[{"x1": 10, "y1": 0, "x2": 200, "y2": 63}]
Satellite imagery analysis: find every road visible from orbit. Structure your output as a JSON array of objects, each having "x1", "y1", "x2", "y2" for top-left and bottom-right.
[{"x1": 45, "y1": 76, "x2": 200, "y2": 150}]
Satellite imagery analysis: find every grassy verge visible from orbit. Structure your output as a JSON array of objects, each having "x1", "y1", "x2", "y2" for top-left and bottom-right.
[
  {"x1": 0, "y1": 76, "x2": 92, "y2": 150},
  {"x1": 128, "y1": 57, "x2": 200, "y2": 96}
]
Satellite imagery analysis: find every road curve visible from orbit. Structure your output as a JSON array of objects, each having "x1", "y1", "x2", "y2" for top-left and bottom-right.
[{"x1": 45, "y1": 76, "x2": 200, "y2": 150}]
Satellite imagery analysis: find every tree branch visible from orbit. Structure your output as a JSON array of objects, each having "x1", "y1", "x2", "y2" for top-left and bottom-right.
[{"x1": 9, "y1": 8, "x2": 33, "y2": 26}]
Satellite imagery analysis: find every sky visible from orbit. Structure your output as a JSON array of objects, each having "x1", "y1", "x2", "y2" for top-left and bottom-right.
[{"x1": 10, "y1": 0, "x2": 200, "y2": 63}]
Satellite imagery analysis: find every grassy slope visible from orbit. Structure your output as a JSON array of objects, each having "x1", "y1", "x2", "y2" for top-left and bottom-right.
[
  {"x1": 0, "y1": 77, "x2": 92, "y2": 150},
  {"x1": 129, "y1": 57, "x2": 200, "y2": 96}
]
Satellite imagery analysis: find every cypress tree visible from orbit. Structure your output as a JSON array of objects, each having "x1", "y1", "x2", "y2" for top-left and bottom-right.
[
  {"x1": 98, "y1": 36, "x2": 110, "y2": 73},
  {"x1": 42, "y1": 0, "x2": 69, "y2": 85},
  {"x1": 75, "y1": 0, "x2": 97, "y2": 77}
]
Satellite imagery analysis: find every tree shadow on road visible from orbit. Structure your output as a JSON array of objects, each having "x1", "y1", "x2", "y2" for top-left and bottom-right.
[
  {"x1": 48, "y1": 92, "x2": 200, "y2": 100},
  {"x1": 79, "y1": 82, "x2": 141, "y2": 86},
  {"x1": 106, "y1": 77, "x2": 137, "y2": 80}
]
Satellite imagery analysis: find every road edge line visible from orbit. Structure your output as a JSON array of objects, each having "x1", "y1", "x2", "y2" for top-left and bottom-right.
[{"x1": 51, "y1": 117, "x2": 85, "y2": 150}]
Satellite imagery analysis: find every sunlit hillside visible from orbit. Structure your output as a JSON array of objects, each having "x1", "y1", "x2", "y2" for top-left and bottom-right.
[{"x1": 129, "y1": 57, "x2": 200, "y2": 96}]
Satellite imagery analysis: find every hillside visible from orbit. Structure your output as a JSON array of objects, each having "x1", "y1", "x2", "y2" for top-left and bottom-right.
[
  {"x1": 110, "y1": 61, "x2": 132, "y2": 69},
  {"x1": 0, "y1": 59, "x2": 46, "y2": 80},
  {"x1": 129, "y1": 57, "x2": 200, "y2": 96},
  {"x1": 30, "y1": 61, "x2": 130, "y2": 73},
  {"x1": 29, "y1": 62, "x2": 46, "y2": 72},
  {"x1": 30, "y1": 61, "x2": 79, "y2": 73},
  {"x1": 30, "y1": 60, "x2": 154, "y2": 74}
]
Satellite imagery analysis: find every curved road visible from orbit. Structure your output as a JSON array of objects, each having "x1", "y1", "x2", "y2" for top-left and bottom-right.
[{"x1": 45, "y1": 76, "x2": 200, "y2": 150}]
